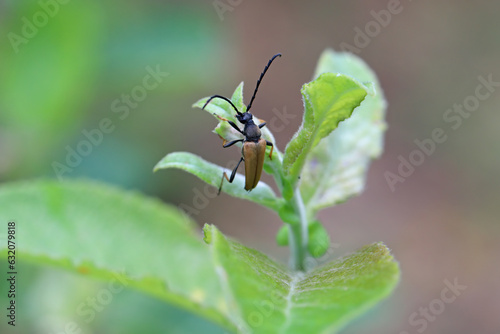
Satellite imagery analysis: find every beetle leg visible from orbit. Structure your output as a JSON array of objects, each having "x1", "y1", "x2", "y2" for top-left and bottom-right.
[
  {"x1": 227, "y1": 121, "x2": 245, "y2": 135},
  {"x1": 223, "y1": 139, "x2": 244, "y2": 148},
  {"x1": 213, "y1": 113, "x2": 229, "y2": 122},
  {"x1": 217, "y1": 134, "x2": 242, "y2": 147},
  {"x1": 213, "y1": 113, "x2": 245, "y2": 135},
  {"x1": 266, "y1": 140, "x2": 274, "y2": 160},
  {"x1": 218, "y1": 157, "x2": 244, "y2": 195},
  {"x1": 228, "y1": 157, "x2": 244, "y2": 182},
  {"x1": 258, "y1": 122, "x2": 267, "y2": 129}
]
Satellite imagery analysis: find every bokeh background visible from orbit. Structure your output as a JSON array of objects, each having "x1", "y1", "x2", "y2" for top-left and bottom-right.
[{"x1": 1, "y1": 0, "x2": 499, "y2": 333}]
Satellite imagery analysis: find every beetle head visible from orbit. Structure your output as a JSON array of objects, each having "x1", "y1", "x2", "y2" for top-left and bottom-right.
[{"x1": 236, "y1": 112, "x2": 253, "y2": 124}]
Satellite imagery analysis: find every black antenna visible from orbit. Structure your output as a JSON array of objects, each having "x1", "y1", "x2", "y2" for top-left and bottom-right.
[
  {"x1": 246, "y1": 53, "x2": 282, "y2": 113},
  {"x1": 202, "y1": 94, "x2": 242, "y2": 115}
]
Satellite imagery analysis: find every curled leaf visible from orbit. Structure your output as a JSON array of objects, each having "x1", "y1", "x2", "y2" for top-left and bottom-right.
[
  {"x1": 283, "y1": 72, "x2": 372, "y2": 188},
  {"x1": 300, "y1": 50, "x2": 387, "y2": 217}
]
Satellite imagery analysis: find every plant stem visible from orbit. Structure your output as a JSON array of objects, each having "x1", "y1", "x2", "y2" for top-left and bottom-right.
[
  {"x1": 288, "y1": 187, "x2": 309, "y2": 271},
  {"x1": 269, "y1": 148, "x2": 309, "y2": 271}
]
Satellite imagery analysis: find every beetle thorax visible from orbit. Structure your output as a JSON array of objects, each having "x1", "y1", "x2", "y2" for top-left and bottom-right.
[{"x1": 244, "y1": 122, "x2": 261, "y2": 141}]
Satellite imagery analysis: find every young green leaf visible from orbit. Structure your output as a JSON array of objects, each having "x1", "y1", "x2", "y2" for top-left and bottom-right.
[
  {"x1": 205, "y1": 224, "x2": 400, "y2": 334},
  {"x1": 299, "y1": 49, "x2": 387, "y2": 217},
  {"x1": 307, "y1": 220, "x2": 330, "y2": 258},
  {"x1": 193, "y1": 82, "x2": 248, "y2": 144},
  {"x1": 230, "y1": 81, "x2": 246, "y2": 112},
  {"x1": 282, "y1": 72, "x2": 372, "y2": 188},
  {"x1": 193, "y1": 82, "x2": 286, "y2": 194},
  {"x1": 154, "y1": 152, "x2": 283, "y2": 211},
  {"x1": 275, "y1": 220, "x2": 330, "y2": 258}
]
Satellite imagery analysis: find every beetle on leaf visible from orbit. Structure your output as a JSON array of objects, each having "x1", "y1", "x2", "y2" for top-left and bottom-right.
[{"x1": 202, "y1": 53, "x2": 282, "y2": 194}]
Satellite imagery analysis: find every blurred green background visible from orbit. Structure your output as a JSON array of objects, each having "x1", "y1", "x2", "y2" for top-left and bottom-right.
[{"x1": 1, "y1": 0, "x2": 499, "y2": 333}]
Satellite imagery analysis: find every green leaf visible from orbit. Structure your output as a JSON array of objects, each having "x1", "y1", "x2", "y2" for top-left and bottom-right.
[
  {"x1": 300, "y1": 49, "x2": 387, "y2": 217},
  {"x1": 276, "y1": 224, "x2": 290, "y2": 246},
  {"x1": 307, "y1": 220, "x2": 330, "y2": 258},
  {"x1": 0, "y1": 180, "x2": 235, "y2": 332},
  {"x1": 154, "y1": 152, "x2": 283, "y2": 212},
  {"x1": 205, "y1": 224, "x2": 400, "y2": 334},
  {"x1": 0, "y1": 180, "x2": 399, "y2": 333},
  {"x1": 230, "y1": 81, "x2": 246, "y2": 112},
  {"x1": 192, "y1": 82, "x2": 247, "y2": 144},
  {"x1": 282, "y1": 72, "x2": 372, "y2": 188}
]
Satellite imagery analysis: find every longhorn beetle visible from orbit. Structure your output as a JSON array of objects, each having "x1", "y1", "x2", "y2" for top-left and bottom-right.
[{"x1": 202, "y1": 53, "x2": 282, "y2": 194}]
